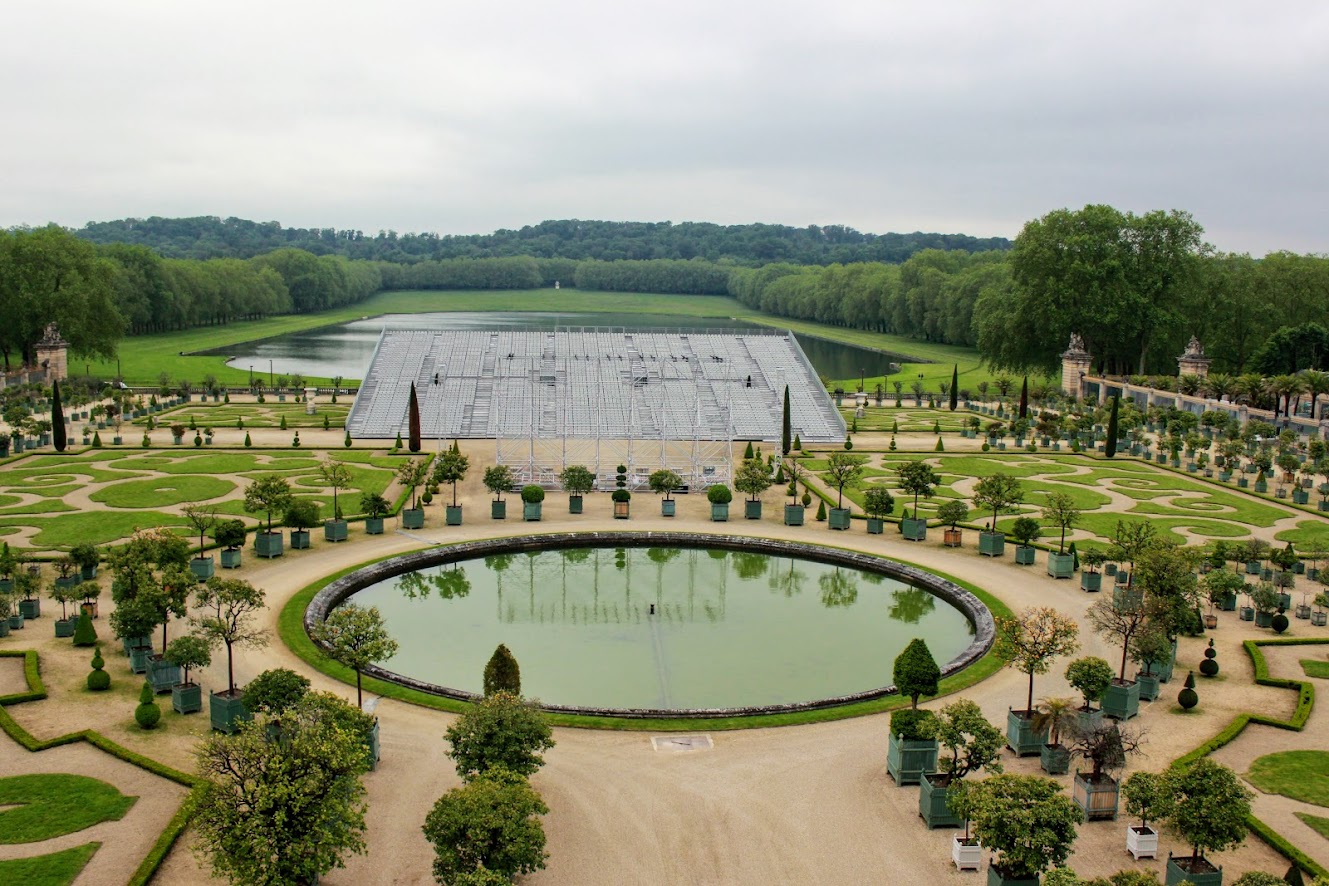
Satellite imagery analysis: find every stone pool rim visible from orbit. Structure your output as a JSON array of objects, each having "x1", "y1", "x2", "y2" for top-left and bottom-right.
[{"x1": 304, "y1": 531, "x2": 996, "y2": 719}]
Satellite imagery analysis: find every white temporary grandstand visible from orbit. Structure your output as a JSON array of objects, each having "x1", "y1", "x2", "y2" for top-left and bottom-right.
[{"x1": 346, "y1": 328, "x2": 844, "y2": 488}]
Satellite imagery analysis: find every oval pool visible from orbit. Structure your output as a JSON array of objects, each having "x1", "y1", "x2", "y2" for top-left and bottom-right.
[{"x1": 306, "y1": 534, "x2": 992, "y2": 716}]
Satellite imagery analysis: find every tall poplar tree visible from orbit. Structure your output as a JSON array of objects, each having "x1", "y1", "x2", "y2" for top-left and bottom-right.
[
  {"x1": 1018, "y1": 377, "x2": 1028, "y2": 419},
  {"x1": 949, "y1": 365, "x2": 958, "y2": 411},
  {"x1": 1105, "y1": 396, "x2": 1119, "y2": 458},
  {"x1": 51, "y1": 378, "x2": 67, "y2": 452},
  {"x1": 781, "y1": 385, "x2": 792, "y2": 455},
  {"x1": 407, "y1": 382, "x2": 421, "y2": 453}
]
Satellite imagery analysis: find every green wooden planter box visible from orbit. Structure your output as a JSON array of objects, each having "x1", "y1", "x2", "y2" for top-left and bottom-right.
[
  {"x1": 1294, "y1": 490, "x2": 1310, "y2": 505},
  {"x1": 661, "y1": 500, "x2": 676, "y2": 517},
  {"x1": 0, "y1": 620, "x2": 9, "y2": 637},
  {"x1": 6, "y1": 614, "x2": 23, "y2": 630},
  {"x1": 147, "y1": 656, "x2": 181, "y2": 694},
  {"x1": 1047, "y1": 552, "x2": 1075, "y2": 579},
  {"x1": 783, "y1": 504, "x2": 804, "y2": 526},
  {"x1": 523, "y1": 502, "x2": 543, "y2": 522},
  {"x1": 569, "y1": 495, "x2": 584, "y2": 514},
  {"x1": 1006, "y1": 709, "x2": 1048, "y2": 756},
  {"x1": 1218, "y1": 590, "x2": 1237, "y2": 611},
  {"x1": 55, "y1": 575, "x2": 79, "y2": 591},
  {"x1": 446, "y1": 506, "x2": 463, "y2": 526},
  {"x1": 1101, "y1": 679, "x2": 1139, "y2": 720},
  {"x1": 978, "y1": 531, "x2": 1005, "y2": 557},
  {"x1": 365, "y1": 719, "x2": 381, "y2": 771},
  {"x1": 220, "y1": 548, "x2": 243, "y2": 568},
  {"x1": 289, "y1": 529, "x2": 311, "y2": 550},
  {"x1": 1254, "y1": 480, "x2": 1268, "y2": 493},
  {"x1": 80, "y1": 564, "x2": 98, "y2": 581},
  {"x1": 901, "y1": 518, "x2": 927, "y2": 541},
  {"x1": 402, "y1": 508, "x2": 425, "y2": 529},
  {"x1": 1076, "y1": 706, "x2": 1105, "y2": 734},
  {"x1": 1081, "y1": 571, "x2": 1103, "y2": 592},
  {"x1": 172, "y1": 682, "x2": 203, "y2": 714},
  {"x1": 129, "y1": 644, "x2": 153, "y2": 674},
  {"x1": 1255, "y1": 610, "x2": 1274, "y2": 628},
  {"x1": 122, "y1": 634, "x2": 150, "y2": 656},
  {"x1": 828, "y1": 508, "x2": 851, "y2": 530},
  {"x1": 54, "y1": 618, "x2": 77, "y2": 638},
  {"x1": 210, "y1": 690, "x2": 252, "y2": 734},
  {"x1": 886, "y1": 733, "x2": 937, "y2": 785},
  {"x1": 1165, "y1": 854, "x2": 1223, "y2": 886},
  {"x1": 988, "y1": 866, "x2": 1039, "y2": 886},
  {"x1": 1014, "y1": 545, "x2": 1036, "y2": 565},
  {"x1": 744, "y1": 500, "x2": 762, "y2": 520},
  {"x1": 254, "y1": 531, "x2": 284, "y2": 558},
  {"x1": 190, "y1": 555, "x2": 215, "y2": 581},
  {"x1": 490, "y1": 501, "x2": 506, "y2": 520},
  {"x1": 1040, "y1": 743, "x2": 1070, "y2": 775},
  {"x1": 1245, "y1": 560, "x2": 1261, "y2": 575},
  {"x1": 1136, "y1": 673, "x2": 1160, "y2": 701},
  {"x1": 324, "y1": 520, "x2": 349, "y2": 542},
  {"x1": 865, "y1": 517, "x2": 884, "y2": 535},
  {"x1": 711, "y1": 503, "x2": 729, "y2": 521},
  {"x1": 1237, "y1": 477, "x2": 1249, "y2": 488},
  {"x1": 18, "y1": 599, "x2": 40, "y2": 619},
  {"x1": 1239, "y1": 606, "x2": 1255, "y2": 621},
  {"x1": 918, "y1": 774, "x2": 962, "y2": 829},
  {"x1": 0, "y1": 578, "x2": 11, "y2": 594}
]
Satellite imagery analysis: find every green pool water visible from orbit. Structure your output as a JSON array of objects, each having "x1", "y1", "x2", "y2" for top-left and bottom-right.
[{"x1": 346, "y1": 546, "x2": 974, "y2": 711}]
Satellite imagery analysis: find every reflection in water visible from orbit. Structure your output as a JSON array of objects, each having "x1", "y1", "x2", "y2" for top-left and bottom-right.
[
  {"x1": 359, "y1": 545, "x2": 973, "y2": 710},
  {"x1": 888, "y1": 587, "x2": 936, "y2": 624},
  {"x1": 818, "y1": 566, "x2": 859, "y2": 608}
]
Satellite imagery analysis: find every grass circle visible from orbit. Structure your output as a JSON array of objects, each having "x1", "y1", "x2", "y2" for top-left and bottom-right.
[{"x1": 89, "y1": 476, "x2": 234, "y2": 508}]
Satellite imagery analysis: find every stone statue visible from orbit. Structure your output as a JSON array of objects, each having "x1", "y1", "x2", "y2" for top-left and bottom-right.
[
  {"x1": 39, "y1": 322, "x2": 64, "y2": 345},
  {"x1": 1066, "y1": 332, "x2": 1086, "y2": 354},
  {"x1": 1184, "y1": 336, "x2": 1204, "y2": 357}
]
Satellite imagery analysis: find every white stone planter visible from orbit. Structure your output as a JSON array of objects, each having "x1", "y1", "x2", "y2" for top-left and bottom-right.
[
  {"x1": 1127, "y1": 825, "x2": 1158, "y2": 860},
  {"x1": 952, "y1": 836, "x2": 983, "y2": 871}
]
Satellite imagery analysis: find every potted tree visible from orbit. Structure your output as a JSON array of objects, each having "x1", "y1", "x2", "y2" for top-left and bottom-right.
[
  {"x1": 1203, "y1": 566, "x2": 1243, "y2": 616},
  {"x1": 356, "y1": 492, "x2": 388, "y2": 535},
  {"x1": 886, "y1": 638, "x2": 941, "y2": 785},
  {"x1": 49, "y1": 579, "x2": 81, "y2": 638},
  {"x1": 1032, "y1": 696, "x2": 1078, "y2": 775},
  {"x1": 956, "y1": 774, "x2": 1082, "y2": 886},
  {"x1": 994, "y1": 607, "x2": 1079, "y2": 756},
  {"x1": 825, "y1": 452, "x2": 867, "y2": 530},
  {"x1": 1087, "y1": 582, "x2": 1145, "y2": 720},
  {"x1": 897, "y1": 459, "x2": 938, "y2": 541},
  {"x1": 734, "y1": 456, "x2": 772, "y2": 519},
  {"x1": 483, "y1": 464, "x2": 513, "y2": 520},
  {"x1": 1010, "y1": 516, "x2": 1040, "y2": 566},
  {"x1": 862, "y1": 486, "x2": 894, "y2": 535},
  {"x1": 434, "y1": 440, "x2": 470, "y2": 525},
  {"x1": 1121, "y1": 771, "x2": 1167, "y2": 861},
  {"x1": 1161, "y1": 758, "x2": 1253, "y2": 886},
  {"x1": 918, "y1": 699, "x2": 1004, "y2": 829},
  {"x1": 284, "y1": 499, "x2": 321, "y2": 550},
  {"x1": 215, "y1": 520, "x2": 246, "y2": 569},
  {"x1": 973, "y1": 474, "x2": 1024, "y2": 558},
  {"x1": 708, "y1": 483, "x2": 732, "y2": 521},
  {"x1": 195, "y1": 577, "x2": 268, "y2": 733},
  {"x1": 648, "y1": 468, "x2": 682, "y2": 517},
  {"x1": 0, "y1": 542, "x2": 16, "y2": 594},
  {"x1": 520, "y1": 485, "x2": 545, "y2": 521},
  {"x1": 1065, "y1": 656, "x2": 1113, "y2": 735},
  {"x1": 1069, "y1": 721, "x2": 1142, "y2": 821},
  {"x1": 310, "y1": 602, "x2": 399, "y2": 710},
  {"x1": 15, "y1": 567, "x2": 41, "y2": 620},
  {"x1": 612, "y1": 464, "x2": 631, "y2": 519},
  {"x1": 1043, "y1": 493, "x2": 1080, "y2": 578},
  {"x1": 244, "y1": 475, "x2": 293, "y2": 558},
  {"x1": 560, "y1": 464, "x2": 595, "y2": 515},
  {"x1": 77, "y1": 580, "x2": 103, "y2": 620},
  {"x1": 319, "y1": 458, "x2": 353, "y2": 542},
  {"x1": 397, "y1": 458, "x2": 429, "y2": 529},
  {"x1": 70, "y1": 542, "x2": 100, "y2": 581},
  {"x1": 183, "y1": 504, "x2": 218, "y2": 581},
  {"x1": 1250, "y1": 581, "x2": 1280, "y2": 629},
  {"x1": 937, "y1": 500, "x2": 969, "y2": 548},
  {"x1": 0, "y1": 589, "x2": 12, "y2": 636},
  {"x1": 1079, "y1": 547, "x2": 1108, "y2": 592},
  {"x1": 1130, "y1": 623, "x2": 1172, "y2": 701},
  {"x1": 165, "y1": 633, "x2": 213, "y2": 714},
  {"x1": 783, "y1": 460, "x2": 806, "y2": 525}
]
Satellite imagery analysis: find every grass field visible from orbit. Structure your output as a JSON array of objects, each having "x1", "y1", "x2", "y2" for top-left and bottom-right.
[
  {"x1": 1295, "y1": 812, "x2": 1329, "y2": 842},
  {"x1": 1302, "y1": 659, "x2": 1329, "y2": 679},
  {"x1": 1248, "y1": 750, "x2": 1329, "y2": 807},
  {"x1": 0, "y1": 774, "x2": 135, "y2": 843},
  {"x1": 0, "y1": 843, "x2": 100, "y2": 886},
  {"x1": 81, "y1": 289, "x2": 999, "y2": 390}
]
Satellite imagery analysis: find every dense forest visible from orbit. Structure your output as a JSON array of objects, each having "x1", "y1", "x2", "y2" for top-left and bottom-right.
[
  {"x1": 75, "y1": 216, "x2": 1011, "y2": 265},
  {"x1": 6, "y1": 207, "x2": 1328, "y2": 379}
]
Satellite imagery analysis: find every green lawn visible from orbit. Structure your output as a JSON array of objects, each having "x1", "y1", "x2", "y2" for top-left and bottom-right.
[
  {"x1": 1295, "y1": 812, "x2": 1329, "y2": 842},
  {"x1": 0, "y1": 843, "x2": 100, "y2": 886},
  {"x1": 89, "y1": 476, "x2": 235, "y2": 508},
  {"x1": 1248, "y1": 750, "x2": 1329, "y2": 807},
  {"x1": 1278, "y1": 520, "x2": 1329, "y2": 552},
  {"x1": 0, "y1": 774, "x2": 136, "y2": 843},
  {"x1": 80, "y1": 288, "x2": 997, "y2": 389},
  {"x1": 1301, "y1": 659, "x2": 1329, "y2": 679},
  {"x1": 136, "y1": 401, "x2": 349, "y2": 430}
]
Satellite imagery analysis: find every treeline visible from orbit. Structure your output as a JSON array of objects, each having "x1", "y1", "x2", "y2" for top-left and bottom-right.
[{"x1": 75, "y1": 216, "x2": 1011, "y2": 266}]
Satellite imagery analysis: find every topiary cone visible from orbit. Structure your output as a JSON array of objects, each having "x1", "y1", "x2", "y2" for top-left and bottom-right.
[
  {"x1": 1178, "y1": 671, "x2": 1199, "y2": 710},
  {"x1": 134, "y1": 680, "x2": 161, "y2": 729},
  {"x1": 72, "y1": 611, "x2": 97, "y2": 647}
]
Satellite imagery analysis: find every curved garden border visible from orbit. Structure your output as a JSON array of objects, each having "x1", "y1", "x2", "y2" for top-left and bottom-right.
[{"x1": 304, "y1": 531, "x2": 996, "y2": 719}]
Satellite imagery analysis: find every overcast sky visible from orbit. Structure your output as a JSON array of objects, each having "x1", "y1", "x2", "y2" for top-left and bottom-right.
[{"x1": 2, "y1": 1, "x2": 1326, "y2": 255}]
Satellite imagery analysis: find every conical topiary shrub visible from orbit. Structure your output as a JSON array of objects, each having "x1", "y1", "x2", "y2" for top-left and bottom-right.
[
  {"x1": 86, "y1": 648, "x2": 111, "y2": 691},
  {"x1": 934, "y1": 438, "x2": 944, "y2": 452},
  {"x1": 483, "y1": 644, "x2": 522, "y2": 696},
  {"x1": 1178, "y1": 671, "x2": 1199, "y2": 710},
  {"x1": 743, "y1": 441, "x2": 755, "y2": 459},
  {"x1": 72, "y1": 611, "x2": 97, "y2": 647},
  {"x1": 1199, "y1": 639, "x2": 1219, "y2": 677},
  {"x1": 815, "y1": 500, "x2": 827, "y2": 522},
  {"x1": 243, "y1": 432, "x2": 252, "y2": 448},
  {"x1": 134, "y1": 680, "x2": 161, "y2": 729}
]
